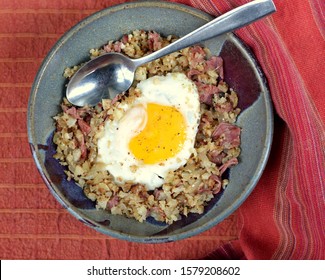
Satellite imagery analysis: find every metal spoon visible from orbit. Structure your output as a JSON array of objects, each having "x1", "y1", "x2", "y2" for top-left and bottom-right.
[{"x1": 66, "y1": 0, "x2": 276, "y2": 107}]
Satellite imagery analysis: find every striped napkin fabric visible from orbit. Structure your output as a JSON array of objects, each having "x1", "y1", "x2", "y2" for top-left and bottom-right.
[
  {"x1": 0, "y1": 0, "x2": 323, "y2": 259},
  {"x1": 192, "y1": 0, "x2": 325, "y2": 259}
]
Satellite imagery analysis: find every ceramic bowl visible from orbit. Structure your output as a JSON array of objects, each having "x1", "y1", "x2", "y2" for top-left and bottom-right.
[{"x1": 27, "y1": 1, "x2": 273, "y2": 243}]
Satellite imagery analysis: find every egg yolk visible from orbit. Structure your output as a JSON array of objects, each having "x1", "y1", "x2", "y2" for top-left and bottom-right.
[{"x1": 129, "y1": 103, "x2": 187, "y2": 164}]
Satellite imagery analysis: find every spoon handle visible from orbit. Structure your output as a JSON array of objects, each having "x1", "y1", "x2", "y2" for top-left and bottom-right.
[{"x1": 133, "y1": 0, "x2": 276, "y2": 67}]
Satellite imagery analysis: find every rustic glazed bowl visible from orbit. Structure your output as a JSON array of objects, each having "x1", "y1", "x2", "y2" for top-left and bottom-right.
[{"x1": 27, "y1": 1, "x2": 273, "y2": 243}]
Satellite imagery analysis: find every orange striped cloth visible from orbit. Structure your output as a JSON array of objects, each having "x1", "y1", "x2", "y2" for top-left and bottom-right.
[{"x1": 0, "y1": 0, "x2": 324, "y2": 259}]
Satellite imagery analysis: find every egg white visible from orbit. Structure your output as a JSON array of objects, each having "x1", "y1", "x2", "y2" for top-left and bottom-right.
[{"x1": 97, "y1": 72, "x2": 200, "y2": 190}]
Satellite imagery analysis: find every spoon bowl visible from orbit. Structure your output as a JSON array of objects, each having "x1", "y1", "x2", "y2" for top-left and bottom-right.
[
  {"x1": 66, "y1": 0, "x2": 276, "y2": 106},
  {"x1": 67, "y1": 53, "x2": 136, "y2": 106}
]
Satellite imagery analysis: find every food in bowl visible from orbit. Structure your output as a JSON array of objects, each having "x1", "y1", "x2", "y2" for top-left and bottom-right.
[{"x1": 53, "y1": 30, "x2": 241, "y2": 224}]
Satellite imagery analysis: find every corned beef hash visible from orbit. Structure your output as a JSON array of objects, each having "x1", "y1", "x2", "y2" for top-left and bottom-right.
[{"x1": 53, "y1": 30, "x2": 241, "y2": 224}]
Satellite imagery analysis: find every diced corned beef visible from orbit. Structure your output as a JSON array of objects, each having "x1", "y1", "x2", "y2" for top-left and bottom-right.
[
  {"x1": 196, "y1": 82, "x2": 218, "y2": 106},
  {"x1": 78, "y1": 133, "x2": 87, "y2": 159},
  {"x1": 205, "y1": 56, "x2": 224, "y2": 80},
  {"x1": 188, "y1": 45, "x2": 206, "y2": 68},
  {"x1": 113, "y1": 42, "x2": 123, "y2": 52},
  {"x1": 63, "y1": 105, "x2": 90, "y2": 120},
  {"x1": 208, "y1": 150, "x2": 226, "y2": 165},
  {"x1": 103, "y1": 44, "x2": 113, "y2": 53},
  {"x1": 121, "y1": 34, "x2": 129, "y2": 44},
  {"x1": 211, "y1": 122, "x2": 241, "y2": 149},
  {"x1": 103, "y1": 41, "x2": 123, "y2": 53},
  {"x1": 84, "y1": 113, "x2": 92, "y2": 124},
  {"x1": 190, "y1": 45, "x2": 206, "y2": 57},
  {"x1": 77, "y1": 119, "x2": 91, "y2": 135},
  {"x1": 208, "y1": 174, "x2": 222, "y2": 194},
  {"x1": 64, "y1": 106, "x2": 79, "y2": 119},
  {"x1": 187, "y1": 69, "x2": 201, "y2": 79},
  {"x1": 219, "y1": 157, "x2": 238, "y2": 176},
  {"x1": 107, "y1": 196, "x2": 119, "y2": 209},
  {"x1": 148, "y1": 32, "x2": 162, "y2": 51},
  {"x1": 200, "y1": 91, "x2": 213, "y2": 105}
]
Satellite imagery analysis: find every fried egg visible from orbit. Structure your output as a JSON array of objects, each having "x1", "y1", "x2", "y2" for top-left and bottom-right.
[{"x1": 97, "y1": 72, "x2": 200, "y2": 190}]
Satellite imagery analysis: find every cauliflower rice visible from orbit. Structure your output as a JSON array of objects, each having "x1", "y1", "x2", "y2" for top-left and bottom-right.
[{"x1": 53, "y1": 30, "x2": 241, "y2": 224}]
